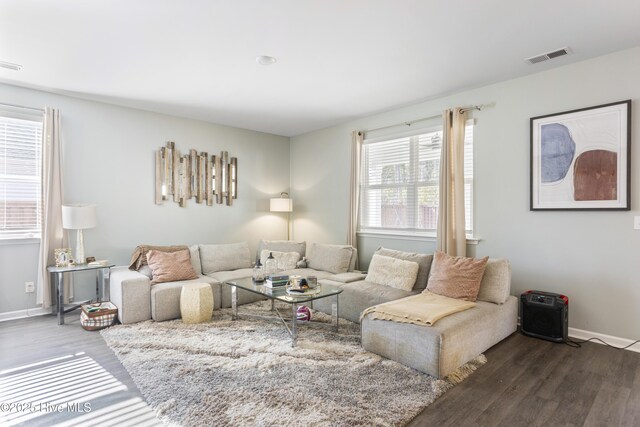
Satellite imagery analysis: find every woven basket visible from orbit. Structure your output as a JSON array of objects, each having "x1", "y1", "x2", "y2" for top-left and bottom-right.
[{"x1": 80, "y1": 302, "x2": 118, "y2": 331}]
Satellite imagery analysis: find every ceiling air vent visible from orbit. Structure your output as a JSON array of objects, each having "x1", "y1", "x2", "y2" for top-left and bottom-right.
[{"x1": 525, "y1": 47, "x2": 571, "y2": 65}]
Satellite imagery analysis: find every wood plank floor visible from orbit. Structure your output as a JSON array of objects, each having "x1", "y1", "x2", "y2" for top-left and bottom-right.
[{"x1": 2, "y1": 312, "x2": 639, "y2": 426}]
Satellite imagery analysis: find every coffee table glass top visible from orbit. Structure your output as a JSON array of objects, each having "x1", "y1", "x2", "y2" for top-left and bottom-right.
[{"x1": 225, "y1": 277, "x2": 342, "y2": 303}]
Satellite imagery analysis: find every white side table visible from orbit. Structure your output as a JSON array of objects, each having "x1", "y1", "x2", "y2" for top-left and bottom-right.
[{"x1": 47, "y1": 263, "x2": 115, "y2": 325}]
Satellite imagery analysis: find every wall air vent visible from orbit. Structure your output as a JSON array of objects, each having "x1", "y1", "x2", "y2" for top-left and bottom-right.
[{"x1": 525, "y1": 47, "x2": 571, "y2": 65}]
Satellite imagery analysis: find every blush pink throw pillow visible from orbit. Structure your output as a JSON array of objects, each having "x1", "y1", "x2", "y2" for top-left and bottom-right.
[
  {"x1": 425, "y1": 251, "x2": 489, "y2": 302},
  {"x1": 146, "y1": 249, "x2": 198, "y2": 285}
]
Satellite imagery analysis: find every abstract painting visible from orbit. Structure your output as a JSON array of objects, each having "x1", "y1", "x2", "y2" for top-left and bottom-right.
[{"x1": 531, "y1": 100, "x2": 631, "y2": 210}]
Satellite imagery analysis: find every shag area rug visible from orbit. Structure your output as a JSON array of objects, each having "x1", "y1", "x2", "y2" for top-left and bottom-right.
[{"x1": 101, "y1": 301, "x2": 486, "y2": 427}]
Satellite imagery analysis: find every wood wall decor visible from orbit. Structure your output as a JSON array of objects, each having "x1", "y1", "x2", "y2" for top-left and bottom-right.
[{"x1": 155, "y1": 141, "x2": 237, "y2": 207}]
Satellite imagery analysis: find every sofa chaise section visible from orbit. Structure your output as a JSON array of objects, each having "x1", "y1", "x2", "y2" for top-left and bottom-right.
[{"x1": 361, "y1": 258, "x2": 518, "y2": 378}]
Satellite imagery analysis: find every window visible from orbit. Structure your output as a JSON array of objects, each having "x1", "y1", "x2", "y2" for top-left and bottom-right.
[
  {"x1": 0, "y1": 111, "x2": 43, "y2": 239},
  {"x1": 359, "y1": 120, "x2": 474, "y2": 235}
]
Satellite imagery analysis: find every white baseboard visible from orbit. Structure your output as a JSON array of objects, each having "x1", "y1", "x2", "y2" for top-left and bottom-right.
[
  {"x1": 0, "y1": 307, "x2": 50, "y2": 322},
  {"x1": 569, "y1": 327, "x2": 640, "y2": 354}
]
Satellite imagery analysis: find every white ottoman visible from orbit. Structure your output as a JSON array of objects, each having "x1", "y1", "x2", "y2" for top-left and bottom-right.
[{"x1": 180, "y1": 283, "x2": 214, "y2": 324}]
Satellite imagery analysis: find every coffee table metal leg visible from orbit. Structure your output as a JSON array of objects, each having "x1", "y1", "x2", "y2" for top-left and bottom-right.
[
  {"x1": 332, "y1": 294, "x2": 339, "y2": 332},
  {"x1": 231, "y1": 286, "x2": 238, "y2": 320},
  {"x1": 291, "y1": 303, "x2": 297, "y2": 347}
]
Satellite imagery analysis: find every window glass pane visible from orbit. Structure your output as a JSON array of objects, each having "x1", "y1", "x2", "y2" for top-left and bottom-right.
[
  {"x1": 365, "y1": 137, "x2": 410, "y2": 185},
  {"x1": 417, "y1": 185, "x2": 439, "y2": 230},
  {"x1": 0, "y1": 114, "x2": 43, "y2": 239}
]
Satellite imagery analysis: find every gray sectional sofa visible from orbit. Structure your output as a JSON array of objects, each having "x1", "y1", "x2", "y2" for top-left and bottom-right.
[
  {"x1": 110, "y1": 240, "x2": 358, "y2": 324},
  {"x1": 110, "y1": 240, "x2": 517, "y2": 379}
]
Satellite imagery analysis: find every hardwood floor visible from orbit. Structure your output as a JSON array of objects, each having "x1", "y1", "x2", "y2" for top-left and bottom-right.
[
  {"x1": 0, "y1": 312, "x2": 160, "y2": 427},
  {"x1": 2, "y1": 312, "x2": 639, "y2": 426},
  {"x1": 408, "y1": 332, "x2": 640, "y2": 427}
]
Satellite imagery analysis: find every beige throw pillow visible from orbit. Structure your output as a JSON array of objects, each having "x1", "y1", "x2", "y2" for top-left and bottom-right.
[
  {"x1": 146, "y1": 249, "x2": 198, "y2": 285},
  {"x1": 260, "y1": 250, "x2": 300, "y2": 271},
  {"x1": 425, "y1": 251, "x2": 489, "y2": 302},
  {"x1": 365, "y1": 254, "x2": 419, "y2": 292}
]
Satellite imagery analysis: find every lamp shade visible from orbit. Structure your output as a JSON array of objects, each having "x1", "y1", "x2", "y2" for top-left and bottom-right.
[
  {"x1": 62, "y1": 204, "x2": 97, "y2": 230},
  {"x1": 270, "y1": 198, "x2": 293, "y2": 212}
]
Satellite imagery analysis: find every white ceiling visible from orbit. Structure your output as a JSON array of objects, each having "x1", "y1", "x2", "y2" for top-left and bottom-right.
[{"x1": 1, "y1": 1, "x2": 639, "y2": 137}]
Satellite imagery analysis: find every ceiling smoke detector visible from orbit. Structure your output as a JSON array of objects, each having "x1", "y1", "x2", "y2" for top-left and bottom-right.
[
  {"x1": 525, "y1": 47, "x2": 572, "y2": 65},
  {"x1": 0, "y1": 61, "x2": 23, "y2": 71},
  {"x1": 256, "y1": 55, "x2": 277, "y2": 66}
]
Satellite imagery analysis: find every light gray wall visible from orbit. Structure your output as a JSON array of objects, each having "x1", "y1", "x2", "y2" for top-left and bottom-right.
[
  {"x1": 291, "y1": 46, "x2": 640, "y2": 340},
  {"x1": 0, "y1": 83, "x2": 290, "y2": 314}
]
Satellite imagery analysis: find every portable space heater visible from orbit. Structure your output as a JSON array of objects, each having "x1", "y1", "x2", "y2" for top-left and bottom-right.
[{"x1": 520, "y1": 290, "x2": 568, "y2": 343}]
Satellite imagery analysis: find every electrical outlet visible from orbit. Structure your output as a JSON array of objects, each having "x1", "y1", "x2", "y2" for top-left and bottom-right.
[{"x1": 25, "y1": 281, "x2": 35, "y2": 293}]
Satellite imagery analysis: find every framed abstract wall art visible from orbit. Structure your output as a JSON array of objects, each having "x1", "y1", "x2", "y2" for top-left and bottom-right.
[{"x1": 530, "y1": 100, "x2": 631, "y2": 210}]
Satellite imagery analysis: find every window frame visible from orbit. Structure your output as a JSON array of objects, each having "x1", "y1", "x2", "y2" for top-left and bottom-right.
[{"x1": 358, "y1": 120, "x2": 474, "y2": 238}]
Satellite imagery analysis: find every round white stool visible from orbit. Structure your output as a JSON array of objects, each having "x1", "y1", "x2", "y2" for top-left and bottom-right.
[{"x1": 180, "y1": 283, "x2": 213, "y2": 324}]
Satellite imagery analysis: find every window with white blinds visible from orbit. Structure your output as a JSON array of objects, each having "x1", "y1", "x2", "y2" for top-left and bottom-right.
[
  {"x1": 359, "y1": 120, "x2": 474, "y2": 235},
  {"x1": 0, "y1": 113, "x2": 43, "y2": 239}
]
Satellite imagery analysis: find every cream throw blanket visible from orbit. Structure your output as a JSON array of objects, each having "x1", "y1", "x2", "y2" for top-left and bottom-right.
[{"x1": 360, "y1": 291, "x2": 475, "y2": 326}]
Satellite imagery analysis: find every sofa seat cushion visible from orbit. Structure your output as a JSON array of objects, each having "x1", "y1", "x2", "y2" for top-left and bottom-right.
[
  {"x1": 207, "y1": 268, "x2": 254, "y2": 283},
  {"x1": 361, "y1": 296, "x2": 518, "y2": 378},
  {"x1": 313, "y1": 280, "x2": 416, "y2": 324},
  {"x1": 150, "y1": 275, "x2": 220, "y2": 321},
  {"x1": 278, "y1": 268, "x2": 334, "y2": 280}
]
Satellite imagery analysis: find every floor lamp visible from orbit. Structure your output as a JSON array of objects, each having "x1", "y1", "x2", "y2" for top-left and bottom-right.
[
  {"x1": 270, "y1": 192, "x2": 293, "y2": 240},
  {"x1": 62, "y1": 204, "x2": 97, "y2": 264}
]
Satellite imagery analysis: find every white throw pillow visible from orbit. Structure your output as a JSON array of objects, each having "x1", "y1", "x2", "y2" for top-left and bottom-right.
[
  {"x1": 365, "y1": 254, "x2": 419, "y2": 292},
  {"x1": 260, "y1": 250, "x2": 301, "y2": 271}
]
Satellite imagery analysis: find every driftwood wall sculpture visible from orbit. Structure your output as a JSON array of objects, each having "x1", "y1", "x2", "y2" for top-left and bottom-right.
[{"x1": 155, "y1": 141, "x2": 237, "y2": 207}]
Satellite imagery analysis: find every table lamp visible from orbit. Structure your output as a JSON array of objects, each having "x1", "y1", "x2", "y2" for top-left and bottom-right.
[
  {"x1": 270, "y1": 192, "x2": 293, "y2": 240},
  {"x1": 62, "y1": 204, "x2": 97, "y2": 264}
]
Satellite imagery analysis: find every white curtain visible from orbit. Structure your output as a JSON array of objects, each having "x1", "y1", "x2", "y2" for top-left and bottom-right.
[
  {"x1": 437, "y1": 108, "x2": 467, "y2": 256},
  {"x1": 37, "y1": 107, "x2": 68, "y2": 307},
  {"x1": 347, "y1": 130, "x2": 364, "y2": 268}
]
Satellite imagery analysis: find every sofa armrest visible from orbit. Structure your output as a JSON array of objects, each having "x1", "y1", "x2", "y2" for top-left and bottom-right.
[{"x1": 110, "y1": 266, "x2": 151, "y2": 324}]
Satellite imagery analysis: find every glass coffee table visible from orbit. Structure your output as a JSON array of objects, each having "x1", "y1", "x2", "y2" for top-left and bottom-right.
[{"x1": 225, "y1": 277, "x2": 342, "y2": 347}]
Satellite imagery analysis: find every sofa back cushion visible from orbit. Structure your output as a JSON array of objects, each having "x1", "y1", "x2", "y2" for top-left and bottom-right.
[
  {"x1": 375, "y1": 247, "x2": 433, "y2": 292},
  {"x1": 476, "y1": 258, "x2": 511, "y2": 304},
  {"x1": 306, "y1": 243, "x2": 354, "y2": 274},
  {"x1": 256, "y1": 240, "x2": 306, "y2": 261},
  {"x1": 365, "y1": 254, "x2": 419, "y2": 292},
  {"x1": 146, "y1": 249, "x2": 198, "y2": 285},
  {"x1": 189, "y1": 245, "x2": 202, "y2": 275},
  {"x1": 426, "y1": 251, "x2": 488, "y2": 302},
  {"x1": 199, "y1": 242, "x2": 252, "y2": 274}
]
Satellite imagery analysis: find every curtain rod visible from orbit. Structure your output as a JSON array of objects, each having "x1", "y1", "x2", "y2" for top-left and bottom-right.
[
  {"x1": 364, "y1": 105, "x2": 482, "y2": 134},
  {"x1": 0, "y1": 102, "x2": 45, "y2": 113}
]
